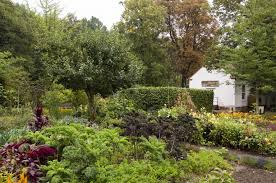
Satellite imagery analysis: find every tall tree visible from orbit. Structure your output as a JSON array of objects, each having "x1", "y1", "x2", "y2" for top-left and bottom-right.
[
  {"x1": 117, "y1": 0, "x2": 175, "y2": 86},
  {"x1": 44, "y1": 22, "x2": 143, "y2": 120},
  {"x1": 212, "y1": 0, "x2": 276, "y2": 110},
  {"x1": 160, "y1": 0, "x2": 217, "y2": 87}
]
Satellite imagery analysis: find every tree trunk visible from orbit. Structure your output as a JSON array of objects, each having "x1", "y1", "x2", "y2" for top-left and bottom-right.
[
  {"x1": 255, "y1": 88, "x2": 260, "y2": 114},
  {"x1": 181, "y1": 74, "x2": 189, "y2": 88},
  {"x1": 85, "y1": 88, "x2": 96, "y2": 121}
]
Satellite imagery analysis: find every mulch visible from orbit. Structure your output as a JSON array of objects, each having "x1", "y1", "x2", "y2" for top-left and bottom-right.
[{"x1": 234, "y1": 165, "x2": 276, "y2": 183}]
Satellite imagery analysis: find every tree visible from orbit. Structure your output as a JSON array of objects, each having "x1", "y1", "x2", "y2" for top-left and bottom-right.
[
  {"x1": 212, "y1": 0, "x2": 276, "y2": 111},
  {"x1": 0, "y1": 0, "x2": 33, "y2": 55},
  {"x1": 44, "y1": 26, "x2": 143, "y2": 120},
  {"x1": 0, "y1": 52, "x2": 32, "y2": 108},
  {"x1": 160, "y1": 0, "x2": 217, "y2": 87},
  {"x1": 117, "y1": 0, "x2": 175, "y2": 86}
]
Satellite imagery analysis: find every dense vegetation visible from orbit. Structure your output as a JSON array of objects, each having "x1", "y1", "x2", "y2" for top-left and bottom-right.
[{"x1": 0, "y1": 0, "x2": 275, "y2": 182}]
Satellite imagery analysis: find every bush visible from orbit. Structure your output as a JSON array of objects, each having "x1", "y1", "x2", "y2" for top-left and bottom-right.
[
  {"x1": 0, "y1": 141, "x2": 57, "y2": 182},
  {"x1": 195, "y1": 112, "x2": 276, "y2": 155},
  {"x1": 179, "y1": 150, "x2": 232, "y2": 174},
  {"x1": 121, "y1": 112, "x2": 198, "y2": 158},
  {"x1": 118, "y1": 87, "x2": 213, "y2": 112},
  {"x1": 96, "y1": 95, "x2": 136, "y2": 126}
]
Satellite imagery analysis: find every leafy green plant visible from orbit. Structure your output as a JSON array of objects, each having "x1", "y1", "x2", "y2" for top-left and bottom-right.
[
  {"x1": 157, "y1": 106, "x2": 187, "y2": 118},
  {"x1": 179, "y1": 150, "x2": 232, "y2": 174},
  {"x1": 96, "y1": 95, "x2": 135, "y2": 126},
  {"x1": 138, "y1": 136, "x2": 167, "y2": 161},
  {"x1": 96, "y1": 160, "x2": 180, "y2": 183},
  {"x1": 200, "y1": 168, "x2": 234, "y2": 183},
  {"x1": 0, "y1": 128, "x2": 28, "y2": 146}
]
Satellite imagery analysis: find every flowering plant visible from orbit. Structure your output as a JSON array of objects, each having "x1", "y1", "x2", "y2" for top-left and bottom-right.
[{"x1": 0, "y1": 141, "x2": 57, "y2": 182}]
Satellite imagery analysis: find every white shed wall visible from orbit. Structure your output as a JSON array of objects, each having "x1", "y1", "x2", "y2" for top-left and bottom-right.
[
  {"x1": 189, "y1": 67, "x2": 236, "y2": 107},
  {"x1": 234, "y1": 81, "x2": 251, "y2": 108}
]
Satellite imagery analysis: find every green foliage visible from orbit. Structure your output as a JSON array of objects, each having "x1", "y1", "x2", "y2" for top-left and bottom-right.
[
  {"x1": 42, "y1": 160, "x2": 78, "y2": 183},
  {"x1": 179, "y1": 150, "x2": 232, "y2": 174},
  {"x1": 200, "y1": 168, "x2": 234, "y2": 183},
  {"x1": 118, "y1": 87, "x2": 214, "y2": 112},
  {"x1": 42, "y1": 83, "x2": 73, "y2": 119},
  {"x1": 22, "y1": 121, "x2": 234, "y2": 183},
  {"x1": 44, "y1": 24, "x2": 144, "y2": 119},
  {"x1": 26, "y1": 124, "x2": 132, "y2": 182},
  {"x1": 0, "y1": 0, "x2": 33, "y2": 55},
  {"x1": 0, "y1": 83, "x2": 7, "y2": 106},
  {"x1": 96, "y1": 95, "x2": 136, "y2": 126},
  {"x1": 96, "y1": 160, "x2": 179, "y2": 183},
  {"x1": 0, "y1": 52, "x2": 32, "y2": 107},
  {"x1": 0, "y1": 128, "x2": 28, "y2": 146},
  {"x1": 157, "y1": 106, "x2": 187, "y2": 118},
  {"x1": 211, "y1": 0, "x2": 276, "y2": 92},
  {"x1": 195, "y1": 112, "x2": 276, "y2": 155},
  {"x1": 117, "y1": 0, "x2": 175, "y2": 86},
  {"x1": 121, "y1": 112, "x2": 198, "y2": 158},
  {"x1": 0, "y1": 108, "x2": 32, "y2": 132},
  {"x1": 138, "y1": 136, "x2": 167, "y2": 161}
]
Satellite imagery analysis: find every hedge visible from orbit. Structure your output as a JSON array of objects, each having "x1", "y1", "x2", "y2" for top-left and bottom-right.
[{"x1": 118, "y1": 87, "x2": 214, "y2": 112}]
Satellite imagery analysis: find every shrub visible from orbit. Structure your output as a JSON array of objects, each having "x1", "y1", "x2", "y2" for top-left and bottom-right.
[
  {"x1": 179, "y1": 150, "x2": 232, "y2": 174},
  {"x1": 96, "y1": 95, "x2": 136, "y2": 126},
  {"x1": 0, "y1": 141, "x2": 57, "y2": 182},
  {"x1": 28, "y1": 106, "x2": 49, "y2": 131},
  {"x1": 195, "y1": 112, "x2": 276, "y2": 155},
  {"x1": 118, "y1": 87, "x2": 214, "y2": 112},
  {"x1": 121, "y1": 112, "x2": 198, "y2": 158}
]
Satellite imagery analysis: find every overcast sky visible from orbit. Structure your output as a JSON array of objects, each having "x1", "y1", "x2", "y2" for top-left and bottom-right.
[
  {"x1": 12, "y1": 0, "x2": 124, "y2": 29},
  {"x1": 12, "y1": 0, "x2": 213, "y2": 29}
]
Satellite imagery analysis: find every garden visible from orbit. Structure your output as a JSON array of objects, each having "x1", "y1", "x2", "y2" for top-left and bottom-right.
[
  {"x1": 1, "y1": 87, "x2": 276, "y2": 183},
  {"x1": 1, "y1": 0, "x2": 276, "y2": 182}
]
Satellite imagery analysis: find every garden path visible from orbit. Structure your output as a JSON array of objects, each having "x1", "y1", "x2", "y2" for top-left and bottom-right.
[{"x1": 234, "y1": 165, "x2": 276, "y2": 183}]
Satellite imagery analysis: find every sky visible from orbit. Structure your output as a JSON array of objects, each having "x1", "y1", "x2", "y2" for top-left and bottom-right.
[
  {"x1": 12, "y1": 0, "x2": 213, "y2": 29},
  {"x1": 12, "y1": 0, "x2": 124, "y2": 29}
]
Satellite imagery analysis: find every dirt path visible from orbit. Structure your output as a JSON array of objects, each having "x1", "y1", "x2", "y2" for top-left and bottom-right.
[{"x1": 234, "y1": 165, "x2": 276, "y2": 183}]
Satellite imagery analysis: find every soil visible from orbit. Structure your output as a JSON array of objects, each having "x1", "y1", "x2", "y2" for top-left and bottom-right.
[{"x1": 234, "y1": 165, "x2": 276, "y2": 183}]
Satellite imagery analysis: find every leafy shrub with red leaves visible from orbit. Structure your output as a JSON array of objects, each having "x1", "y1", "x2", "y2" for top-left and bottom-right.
[
  {"x1": 0, "y1": 141, "x2": 57, "y2": 182},
  {"x1": 28, "y1": 106, "x2": 49, "y2": 131}
]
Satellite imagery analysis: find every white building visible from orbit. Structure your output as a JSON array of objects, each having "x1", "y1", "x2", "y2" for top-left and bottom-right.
[{"x1": 189, "y1": 67, "x2": 251, "y2": 111}]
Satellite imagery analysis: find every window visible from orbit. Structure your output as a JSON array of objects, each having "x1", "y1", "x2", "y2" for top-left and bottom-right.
[
  {"x1": 242, "y1": 85, "x2": 246, "y2": 100},
  {"x1": 201, "y1": 81, "x2": 219, "y2": 87}
]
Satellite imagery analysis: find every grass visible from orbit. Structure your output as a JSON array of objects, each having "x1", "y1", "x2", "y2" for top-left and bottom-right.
[{"x1": 0, "y1": 108, "x2": 32, "y2": 132}]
